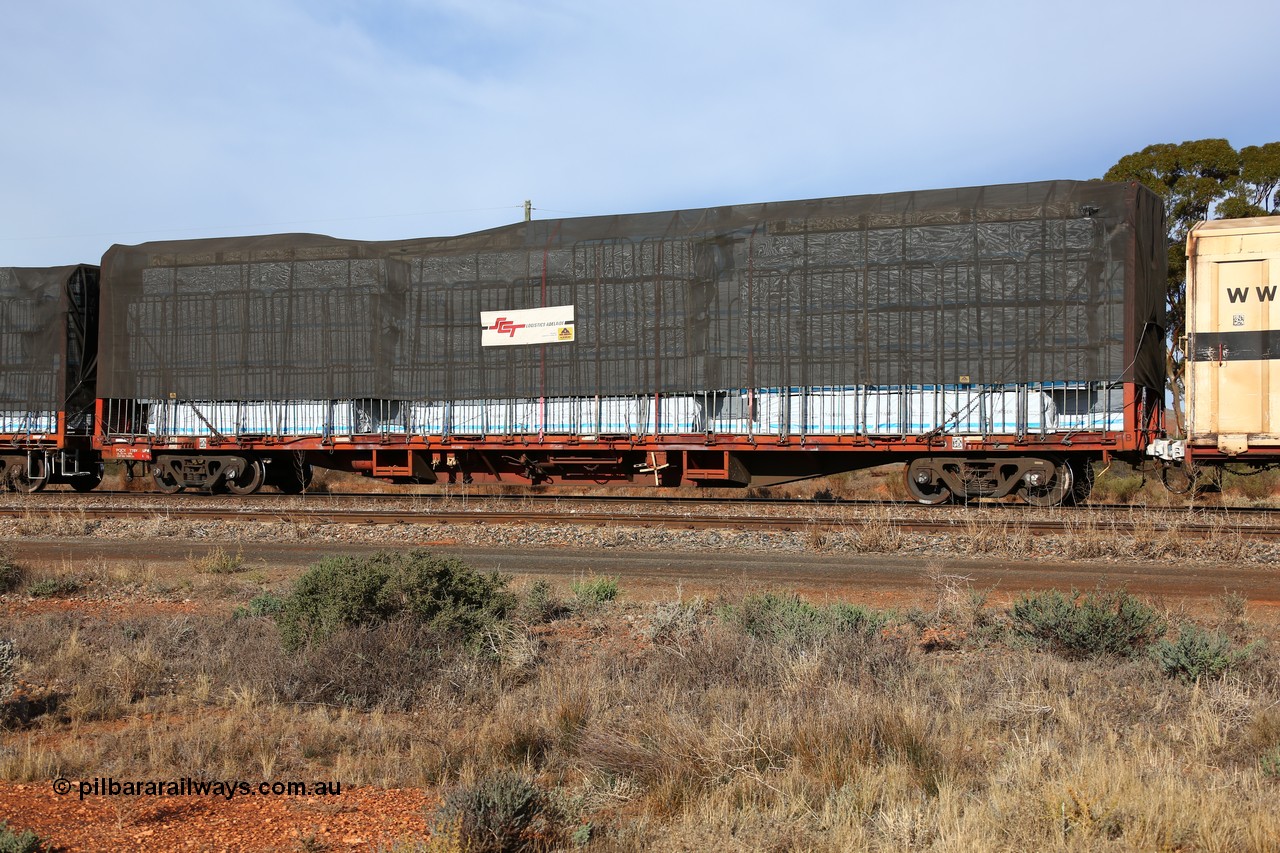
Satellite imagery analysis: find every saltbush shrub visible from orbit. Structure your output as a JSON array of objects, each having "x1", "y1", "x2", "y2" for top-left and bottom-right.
[
  {"x1": 0, "y1": 555, "x2": 23, "y2": 594},
  {"x1": 275, "y1": 550, "x2": 514, "y2": 650},
  {"x1": 1151, "y1": 624, "x2": 1258, "y2": 682},
  {"x1": 721, "y1": 592, "x2": 888, "y2": 647},
  {"x1": 516, "y1": 579, "x2": 566, "y2": 624},
  {"x1": 431, "y1": 771, "x2": 564, "y2": 852},
  {"x1": 1009, "y1": 588, "x2": 1165, "y2": 660},
  {"x1": 232, "y1": 592, "x2": 284, "y2": 620},
  {"x1": 0, "y1": 822, "x2": 44, "y2": 853},
  {"x1": 1261, "y1": 745, "x2": 1280, "y2": 780},
  {"x1": 26, "y1": 577, "x2": 81, "y2": 599}
]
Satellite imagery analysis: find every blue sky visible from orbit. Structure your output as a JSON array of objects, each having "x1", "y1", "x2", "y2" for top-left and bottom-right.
[{"x1": 2, "y1": 0, "x2": 1277, "y2": 267}]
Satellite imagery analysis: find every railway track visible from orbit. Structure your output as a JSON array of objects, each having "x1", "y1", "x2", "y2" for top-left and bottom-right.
[
  {"x1": 11, "y1": 487, "x2": 1280, "y2": 516},
  {"x1": 4, "y1": 500, "x2": 1279, "y2": 539}
]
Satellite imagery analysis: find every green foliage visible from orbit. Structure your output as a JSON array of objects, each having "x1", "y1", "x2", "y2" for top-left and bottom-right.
[
  {"x1": 1221, "y1": 468, "x2": 1280, "y2": 502},
  {"x1": 26, "y1": 577, "x2": 81, "y2": 598},
  {"x1": 232, "y1": 592, "x2": 284, "y2": 620},
  {"x1": 1150, "y1": 624, "x2": 1258, "y2": 682},
  {"x1": 1009, "y1": 589, "x2": 1165, "y2": 660},
  {"x1": 570, "y1": 575, "x2": 619, "y2": 611},
  {"x1": 0, "y1": 555, "x2": 23, "y2": 594},
  {"x1": 1261, "y1": 745, "x2": 1280, "y2": 780},
  {"x1": 274, "y1": 550, "x2": 514, "y2": 650},
  {"x1": 0, "y1": 822, "x2": 45, "y2": 853},
  {"x1": 1089, "y1": 464, "x2": 1146, "y2": 504},
  {"x1": 517, "y1": 579, "x2": 565, "y2": 624},
  {"x1": 1229, "y1": 142, "x2": 1280, "y2": 216},
  {"x1": 432, "y1": 771, "x2": 564, "y2": 853},
  {"x1": 721, "y1": 592, "x2": 889, "y2": 647},
  {"x1": 1105, "y1": 138, "x2": 1241, "y2": 237}
]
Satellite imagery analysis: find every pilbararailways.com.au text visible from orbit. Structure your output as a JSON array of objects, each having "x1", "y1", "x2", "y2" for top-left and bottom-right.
[{"x1": 53, "y1": 777, "x2": 341, "y2": 801}]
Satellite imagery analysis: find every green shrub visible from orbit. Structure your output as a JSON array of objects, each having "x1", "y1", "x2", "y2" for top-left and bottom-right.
[
  {"x1": 233, "y1": 592, "x2": 284, "y2": 620},
  {"x1": 275, "y1": 550, "x2": 514, "y2": 650},
  {"x1": 721, "y1": 592, "x2": 888, "y2": 647},
  {"x1": 570, "y1": 575, "x2": 619, "y2": 610},
  {"x1": 1091, "y1": 467, "x2": 1145, "y2": 504},
  {"x1": 431, "y1": 771, "x2": 564, "y2": 852},
  {"x1": 1262, "y1": 745, "x2": 1280, "y2": 780},
  {"x1": 517, "y1": 579, "x2": 566, "y2": 623},
  {"x1": 0, "y1": 822, "x2": 45, "y2": 853},
  {"x1": 1151, "y1": 624, "x2": 1258, "y2": 682},
  {"x1": 26, "y1": 577, "x2": 81, "y2": 598},
  {"x1": 0, "y1": 556, "x2": 23, "y2": 594},
  {"x1": 1009, "y1": 588, "x2": 1165, "y2": 660},
  {"x1": 1222, "y1": 468, "x2": 1280, "y2": 502}
]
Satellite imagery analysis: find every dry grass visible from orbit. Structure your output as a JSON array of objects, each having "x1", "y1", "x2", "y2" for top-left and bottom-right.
[
  {"x1": 12, "y1": 509, "x2": 99, "y2": 537},
  {"x1": 3, "y1": 570, "x2": 1279, "y2": 851}
]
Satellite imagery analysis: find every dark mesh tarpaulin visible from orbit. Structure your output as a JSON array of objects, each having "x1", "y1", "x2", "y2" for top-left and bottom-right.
[
  {"x1": 0, "y1": 265, "x2": 99, "y2": 430},
  {"x1": 97, "y1": 180, "x2": 1166, "y2": 402}
]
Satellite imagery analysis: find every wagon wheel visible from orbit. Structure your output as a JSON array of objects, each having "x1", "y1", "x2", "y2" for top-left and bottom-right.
[
  {"x1": 1017, "y1": 458, "x2": 1073, "y2": 507},
  {"x1": 1065, "y1": 459, "x2": 1095, "y2": 505},
  {"x1": 69, "y1": 472, "x2": 103, "y2": 493},
  {"x1": 903, "y1": 463, "x2": 952, "y2": 505},
  {"x1": 152, "y1": 465, "x2": 183, "y2": 494},
  {"x1": 224, "y1": 457, "x2": 265, "y2": 496},
  {"x1": 10, "y1": 467, "x2": 48, "y2": 493}
]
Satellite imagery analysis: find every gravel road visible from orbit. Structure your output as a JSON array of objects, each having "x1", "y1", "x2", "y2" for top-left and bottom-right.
[{"x1": 7, "y1": 534, "x2": 1277, "y2": 609}]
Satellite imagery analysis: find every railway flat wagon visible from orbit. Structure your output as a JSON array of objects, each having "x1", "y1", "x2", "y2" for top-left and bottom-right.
[
  {"x1": 95, "y1": 179, "x2": 1166, "y2": 504},
  {"x1": 1180, "y1": 217, "x2": 1280, "y2": 465},
  {"x1": 0, "y1": 265, "x2": 102, "y2": 491}
]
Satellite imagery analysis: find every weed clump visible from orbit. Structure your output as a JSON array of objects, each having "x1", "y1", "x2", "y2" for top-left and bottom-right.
[
  {"x1": 431, "y1": 771, "x2": 565, "y2": 852},
  {"x1": 516, "y1": 579, "x2": 566, "y2": 624},
  {"x1": 1262, "y1": 746, "x2": 1280, "y2": 780},
  {"x1": 1091, "y1": 465, "x2": 1146, "y2": 504},
  {"x1": 1150, "y1": 624, "x2": 1259, "y2": 682},
  {"x1": 275, "y1": 550, "x2": 514, "y2": 650},
  {"x1": 232, "y1": 592, "x2": 284, "y2": 620},
  {"x1": 570, "y1": 575, "x2": 619, "y2": 612},
  {"x1": 26, "y1": 577, "x2": 82, "y2": 599},
  {"x1": 0, "y1": 821, "x2": 45, "y2": 853},
  {"x1": 0, "y1": 555, "x2": 23, "y2": 594},
  {"x1": 721, "y1": 592, "x2": 888, "y2": 647},
  {"x1": 1009, "y1": 588, "x2": 1165, "y2": 660},
  {"x1": 191, "y1": 546, "x2": 246, "y2": 575}
]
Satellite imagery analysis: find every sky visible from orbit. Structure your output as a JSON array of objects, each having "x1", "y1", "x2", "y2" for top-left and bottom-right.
[{"x1": 2, "y1": 0, "x2": 1278, "y2": 267}]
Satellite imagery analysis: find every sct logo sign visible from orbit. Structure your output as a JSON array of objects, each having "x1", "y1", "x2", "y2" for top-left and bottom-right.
[
  {"x1": 481, "y1": 305, "x2": 575, "y2": 347},
  {"x1": 488, "y1": 317, "x2": 526, "y2": 337}
]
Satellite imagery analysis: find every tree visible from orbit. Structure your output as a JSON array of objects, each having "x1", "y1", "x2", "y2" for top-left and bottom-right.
[{"x1": 1103, "y1": 138, "x2": 1280, "y2": 434}]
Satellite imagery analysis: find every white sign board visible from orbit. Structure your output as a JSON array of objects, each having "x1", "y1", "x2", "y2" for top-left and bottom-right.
[{"x1": 480, "y1": 305, "x2": 575, "y2": 347}]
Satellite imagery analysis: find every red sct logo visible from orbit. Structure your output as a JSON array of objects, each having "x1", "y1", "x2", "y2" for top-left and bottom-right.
[{"x1": 489, "y1": 317, "x2": 525, "y2": 337}]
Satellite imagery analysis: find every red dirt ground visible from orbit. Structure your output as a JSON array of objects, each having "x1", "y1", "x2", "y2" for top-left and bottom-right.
[
  {"x1": 0, "y1": 782, "x2": 433, "y2": 852},
  {"x1": 3, "y1": 535, "x2": 1277, "y2": 849}
]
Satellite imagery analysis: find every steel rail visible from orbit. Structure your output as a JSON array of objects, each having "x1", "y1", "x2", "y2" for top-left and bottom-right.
[
  {"x1": 3, "y1": 504, "x2": 1278, "y2": 538},
  {"x1": 12, "y1": 488, "x2": 1280, "y2": 517}
]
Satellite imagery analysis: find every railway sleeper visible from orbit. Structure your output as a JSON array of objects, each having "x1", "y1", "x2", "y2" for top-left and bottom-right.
[{"x1": 905, "y1": 455, "x2": 1081, "y2": 506}]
